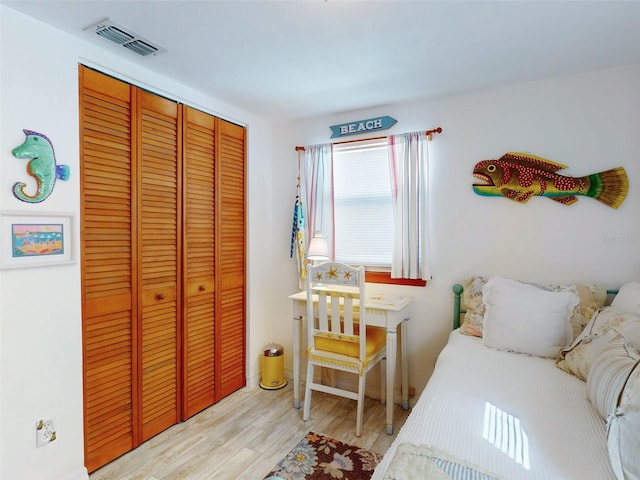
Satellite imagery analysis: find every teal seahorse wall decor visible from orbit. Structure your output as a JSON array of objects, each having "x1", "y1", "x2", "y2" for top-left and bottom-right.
[{"x1": 11, "y1": 129, "x2": 70, "y2": 203}]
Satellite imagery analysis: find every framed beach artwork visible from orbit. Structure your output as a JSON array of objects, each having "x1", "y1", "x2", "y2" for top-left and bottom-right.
[{"x1": 0, "y1": 212, "x2": 75, "y2": 269}]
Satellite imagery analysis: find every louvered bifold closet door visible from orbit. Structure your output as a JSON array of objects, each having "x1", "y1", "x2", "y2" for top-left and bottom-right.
[
  {"x1": 182, "y1": 107, "x2": 216, "y2": 418},
  {"x1": 80, "y1": 67, "x2": 136, "y2": 472},
  {"x1": 81, "y1": 67, "x2": 246, "y2": 472},
  {"x1": 136, "y1": 90, "x2": 182, "y2": 441},
  {"x1": 216, "y1": 119, "x2": 246, "y2": 399}
]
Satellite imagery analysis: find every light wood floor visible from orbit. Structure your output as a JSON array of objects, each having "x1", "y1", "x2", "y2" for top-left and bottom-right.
[{"x1": 89, "y1": 382, "x2": 411, "y2": 480}]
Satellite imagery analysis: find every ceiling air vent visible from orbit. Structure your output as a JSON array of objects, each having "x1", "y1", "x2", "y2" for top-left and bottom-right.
[{"x1": 85, "y1": 19, "x2": 166, "y2": 57}]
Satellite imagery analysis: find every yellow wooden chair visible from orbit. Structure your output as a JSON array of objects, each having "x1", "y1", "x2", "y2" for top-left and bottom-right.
[{"x1": 302, "y1": 262, "x2": 386, "y2": 436}]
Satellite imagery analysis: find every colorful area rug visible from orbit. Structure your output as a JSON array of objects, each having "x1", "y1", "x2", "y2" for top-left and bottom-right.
[{"x1": 265, "y1": 431, "x2": 382, "y2": 480}]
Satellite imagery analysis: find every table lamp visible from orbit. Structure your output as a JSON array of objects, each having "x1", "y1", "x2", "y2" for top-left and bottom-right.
[{"x1": 307, "y1": 232, "x2": 329, "y2": 263}]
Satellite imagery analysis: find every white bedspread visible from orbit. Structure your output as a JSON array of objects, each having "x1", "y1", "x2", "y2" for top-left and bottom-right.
[{"x1": 372, "y1": 331, "x2": 616, "y2": 480}]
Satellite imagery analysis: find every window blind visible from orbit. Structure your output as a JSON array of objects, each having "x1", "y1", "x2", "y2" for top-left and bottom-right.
[{"x1": 332, "y1": 139, "x2": 393, "y2": 267}]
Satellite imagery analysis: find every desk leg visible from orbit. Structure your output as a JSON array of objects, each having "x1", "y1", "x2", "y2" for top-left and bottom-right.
[
  {"x1": 401, "y1": 318, "x2": 409, "y2": 410},
  {"x1": 385, "y1": 327, "x2": 397, "y2": 435},
  {"x1": 293, "y1": 314, "x2": 302, "y2": 409}
]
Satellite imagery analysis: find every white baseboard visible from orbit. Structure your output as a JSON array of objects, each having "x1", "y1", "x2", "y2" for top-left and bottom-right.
[
  {"x1": 60, "y1": 466, "x2": 89, "y2": 480},
  {"x1": 247, "y1": 372, "x2": 261, "y2": 389}
]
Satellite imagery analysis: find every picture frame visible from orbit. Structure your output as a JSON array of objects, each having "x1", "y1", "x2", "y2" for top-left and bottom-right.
[{"x1": 0, "y1": 211, "x2": 75, "y2": 269}]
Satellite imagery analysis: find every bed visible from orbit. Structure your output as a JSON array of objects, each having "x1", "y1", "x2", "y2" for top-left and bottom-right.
[{"x1": 371, "y1": 277, "x2": 640, "y2": 480}]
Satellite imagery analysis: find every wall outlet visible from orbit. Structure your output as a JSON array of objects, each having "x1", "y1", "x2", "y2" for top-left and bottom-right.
[{"x1": 36, "y1": 419, "x2": 56, "y2": 447}]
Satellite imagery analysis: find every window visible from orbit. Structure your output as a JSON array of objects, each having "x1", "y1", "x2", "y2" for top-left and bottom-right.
[
  {"x1": 332, "y1": 138, "x2": 393, "y2": 269},
  {"x1": 300, "y1": 132, "x2": 430, "y2": 286}
]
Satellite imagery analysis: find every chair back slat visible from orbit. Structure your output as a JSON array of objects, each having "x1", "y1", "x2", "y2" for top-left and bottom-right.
[
  {"x1": 343, "y1": 297, "x2": 354, "y2": 336},
  {"x1": 330, "y1": 296, "x2": 341, "y2": 333},
  {"x1": 317, "y1": 293, "x2": 329, "y2": 331}
]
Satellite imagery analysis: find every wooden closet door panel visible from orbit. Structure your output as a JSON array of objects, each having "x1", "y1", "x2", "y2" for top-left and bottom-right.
[
  {"x1": 81, "y1": 68, "x2": 248, "y2": 472},
  {"x1": 137, "y1": 90, "x2": 182, "y2": 440},
  {"x1": 80, "y1": 66, "x2": 137, "y2": 472},
  {"x1": 216, "y1": 119, "x2": 246, "y2": 399},
  {"x1": 182, "y1": 107, "x2": 216, "y2": 418}
]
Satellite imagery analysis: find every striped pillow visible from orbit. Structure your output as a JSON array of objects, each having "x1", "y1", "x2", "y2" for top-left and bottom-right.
[
  {"x1": 557, "y1": 307, "x2": 640, "y2": 381},
  {"x1": 606, "y1": 363, "x2": 640, "y2": 480},
  {"x1": 587, "y1": 331, "x2": 640, "y2": 418},
  {"x1": 586, "y1": 322, "x2": 640, "y2": 480}
]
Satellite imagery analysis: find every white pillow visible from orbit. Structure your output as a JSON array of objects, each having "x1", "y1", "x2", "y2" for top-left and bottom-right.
[
  {"x1": 482, "y1": 277, "x2": 578, "y2": 358},
  {"x1": 612, "y1": 282, "x2": 640, "y2": 316}
]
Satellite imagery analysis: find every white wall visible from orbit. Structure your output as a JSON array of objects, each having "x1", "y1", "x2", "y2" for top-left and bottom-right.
[
  {"x1": 0, "y1": 6, "x2": 274, "y2": 480},
  {"x1": 270, "y1": 63, "x2": 640, "y2": 405},
  {"x1": 3, "y1": 4, "x2": 640, "y2": 478}
]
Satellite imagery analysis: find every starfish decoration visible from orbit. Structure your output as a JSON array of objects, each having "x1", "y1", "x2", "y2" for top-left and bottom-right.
[
  {"x1": 326, "y1": 266, "x2": 338, "y2": 279},
  {"x1": 343, "y1": 271, "x2": 352, "y2": 280},
  {"x1": 314, "y1": 272, "x2": 324, "y2": 281}
]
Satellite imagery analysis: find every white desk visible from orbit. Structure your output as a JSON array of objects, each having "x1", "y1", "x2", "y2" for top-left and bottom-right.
[{"x1": 289, "y1": 291, "x2": 412, "y2": 434}]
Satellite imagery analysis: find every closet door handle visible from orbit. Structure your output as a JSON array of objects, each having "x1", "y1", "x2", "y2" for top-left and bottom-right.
[{"x1": 155, "y1": 293, "x2": 166, "y2": 300}]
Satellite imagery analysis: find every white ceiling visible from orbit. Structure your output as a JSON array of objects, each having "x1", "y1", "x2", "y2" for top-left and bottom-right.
[{"x1": 3, "y1": 0, "x2": 640, "y2": 121}]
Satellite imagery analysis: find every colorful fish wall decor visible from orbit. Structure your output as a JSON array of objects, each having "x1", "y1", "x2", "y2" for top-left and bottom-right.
[
  {"x1": 472, "y1": 152, "x2": 628, "y2": 208},
  {"x1": 11, "y1": 129, "x2": 70, "y2": 203}
]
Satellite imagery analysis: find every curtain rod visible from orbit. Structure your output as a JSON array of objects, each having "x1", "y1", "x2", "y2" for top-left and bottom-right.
[
  {"x1": 425, "y1": 127, "x2": 443, "y2": 141},
  {"x1": 294, "y1": 126, "x2": 443, "y2": 151}
]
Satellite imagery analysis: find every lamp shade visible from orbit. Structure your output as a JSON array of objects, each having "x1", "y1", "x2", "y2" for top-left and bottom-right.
[{"x1": 307, "y1": 232, "x2": 329, "y2": 261}]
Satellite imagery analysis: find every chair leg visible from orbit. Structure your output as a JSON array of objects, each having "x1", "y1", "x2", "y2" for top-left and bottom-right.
[
  {"x1": 303, "y1": 363, "x2": 314, "y2": 422},
  {"x1": 356, "y1": 372, "x2": 367, "y2": 437},
  {"x1": 380, "y1": 358, "x2": 386, "y2": 405}
]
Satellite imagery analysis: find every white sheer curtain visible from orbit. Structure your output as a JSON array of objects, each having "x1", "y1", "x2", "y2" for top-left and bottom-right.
[
  {"x1": 388, "y1": 131, "x2": 431, "y2": 280},
  {"x1": 301, "y1": 143, "x2": 334, "y2": 259}
]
